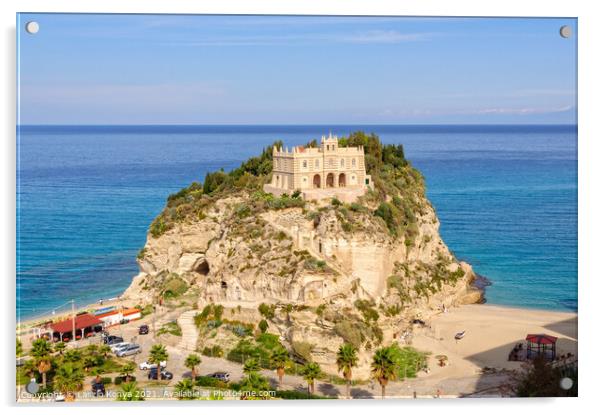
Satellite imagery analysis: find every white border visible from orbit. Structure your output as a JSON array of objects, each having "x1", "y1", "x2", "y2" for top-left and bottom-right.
[{"x1": 2, "y1": 1, "x2": 600, "y2": 414}]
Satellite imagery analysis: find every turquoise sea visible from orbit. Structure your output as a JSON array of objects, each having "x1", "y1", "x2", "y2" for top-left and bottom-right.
[{"x1": 16, "y1": 125, "x2": 577, "y2": 320}]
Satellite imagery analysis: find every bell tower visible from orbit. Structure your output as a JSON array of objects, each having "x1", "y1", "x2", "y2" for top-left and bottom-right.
[{"x1": 321, "y1": 132, "x2": 338, "y2": 152}]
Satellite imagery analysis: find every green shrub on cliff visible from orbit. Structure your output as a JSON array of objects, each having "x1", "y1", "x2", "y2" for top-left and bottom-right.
[{"x1": 147, "y1": 131, "x2": 426, "y2": 241}]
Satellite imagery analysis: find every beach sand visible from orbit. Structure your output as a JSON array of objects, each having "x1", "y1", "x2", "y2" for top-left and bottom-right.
[{"x1": 408, "y1": 304, "x2": 577, "y2": 390}]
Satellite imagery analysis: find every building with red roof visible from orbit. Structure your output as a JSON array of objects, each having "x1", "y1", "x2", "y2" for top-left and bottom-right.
[{"x1": 50, "y1": 313, "x2": 103, "y2": 342}]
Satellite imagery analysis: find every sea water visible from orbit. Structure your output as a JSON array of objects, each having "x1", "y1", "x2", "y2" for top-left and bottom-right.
[{"x1": 16, "y1": 125, "x2": 577, "y2": 320}]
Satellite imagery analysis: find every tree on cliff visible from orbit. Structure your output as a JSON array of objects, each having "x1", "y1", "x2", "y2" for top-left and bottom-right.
[
  {"x1": 336, "y1": 343, "x2": 359, "y2": 399},
  {"x1": 258, "y1": 303, "x2": 275, "y2": 320}
]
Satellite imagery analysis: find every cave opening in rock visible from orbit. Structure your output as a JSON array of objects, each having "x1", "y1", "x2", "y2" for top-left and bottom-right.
[
  {"x1": 195, "y1": 259, "x2": 210, "y2": 275},
  {"x1": 221, "y1": 281, "x2": 228, "y2": 289}
]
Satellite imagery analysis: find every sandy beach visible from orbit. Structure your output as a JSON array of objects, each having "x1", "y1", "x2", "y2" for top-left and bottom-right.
[{"x1": 407, "y1": 304, "x2": 577, "y2": 391}]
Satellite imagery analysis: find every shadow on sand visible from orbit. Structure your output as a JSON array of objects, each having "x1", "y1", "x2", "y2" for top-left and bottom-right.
[
  {"x1": 351, "y1": 387, "x2": 374, "y2": 399},
  {"x1": 461, "y1": 335, "x2": 578, "y2": 397},
  {"x1": 317, "y1": 383, "x2": 339, "y2": 397},
  {"x1": 544, "y1": 317, "x2": 578, "y2": 339}
]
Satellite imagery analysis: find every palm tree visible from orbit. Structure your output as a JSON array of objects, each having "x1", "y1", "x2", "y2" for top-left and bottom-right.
[
  {"x1": 174, "y1": 378, "x2": 197, "y2": 400},
  {"x1": 243, "y1": 358, "x2": 261, "y2": 375},
  {"x1": 149, "y1": 344, "x2": 168, "y2": 362},
  {"x1": 371, "y1": 347, "x2": 397, "y2": 399},
  {"x1": 16, "y1": 338, "x2": 23, "y2": 357},
  {"x1": 98, "y1": 344, "x2": 111, "y2": 358},
  {"x1": 336, "y1": 343, "x2": 358, "y2": 399},
  {"x1": 82, "y1": 356, "x2": 97, "y2": 373},
  {"x1": 270, "y1": 347, "x2": 289, "y2": 387},
  {"x1": 53, "y1": 363, "x2": 84, "y2": 401},
  {"x1": 120, "y1": 362, "x2": 136, "y2": 383},
  {"x1": 86, "y1": 344, "x2": 98, "y2": 355},
  {"x1": 239, "y1": 372, "x2": 271, "y2": 399},
  {"x1": 22, "y1": 358, "x2": 37, "y2": 379},
  {"x1": 149, "y1": 344, "x2": 169, "y2": 381},
  {"x1": 184, "y1": 354, "x2": 201, "y2": 379},
  {"x1": 54, "y1": 342, "x2": 66, "y2": 356},
  {"x1": 116, "y1": 381, "x2": 145, "y2": 401},
  {"x1": 63, "y1": 349, "x2": 82, "y2": 363},
  {"x1": 301, "y1": 362, "x2": 321, "y2": 396},
  {"x1": 30, "y1": 338, "x2": 53, "y2": 388}
]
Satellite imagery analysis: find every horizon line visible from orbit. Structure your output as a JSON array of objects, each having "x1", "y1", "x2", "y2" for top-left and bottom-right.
[{"x1": 17, "y1": 122, "x2": 578, "y2": 127}]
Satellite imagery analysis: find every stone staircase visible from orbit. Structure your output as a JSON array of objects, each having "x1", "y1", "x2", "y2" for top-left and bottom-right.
[{"x1": 177, "y1": 309, "x2": 199, "y2": 352}]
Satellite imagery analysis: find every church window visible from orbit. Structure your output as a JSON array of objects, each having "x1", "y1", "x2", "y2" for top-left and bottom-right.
[
  {"x1": 352, "y1": 158, "x2": 356, "y2": 167},
  {"x1": 303, "y1": 160, "x2": 307, "y2": 168}
]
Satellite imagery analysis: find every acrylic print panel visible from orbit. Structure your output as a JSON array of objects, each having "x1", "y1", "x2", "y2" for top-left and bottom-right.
[{"x1": 16, "y1": 13, "x2": 577, "y2": 401}]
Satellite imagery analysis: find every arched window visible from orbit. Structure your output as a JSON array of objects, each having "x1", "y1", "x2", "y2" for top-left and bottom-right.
[
  {"x1": 303, "y1": 160, "x2": 307, "y2": 169},
  {"x1": 352, "y1": 158, "x2": 356, "y2": 167}
]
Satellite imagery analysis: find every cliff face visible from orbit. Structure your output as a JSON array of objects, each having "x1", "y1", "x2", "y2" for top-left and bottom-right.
[
  {"x1": 123, "y1": 132, "x2": 482, "y2": 377},
  {"x1": 123, "y1": 191, "x2": 480, "y2": 376}
]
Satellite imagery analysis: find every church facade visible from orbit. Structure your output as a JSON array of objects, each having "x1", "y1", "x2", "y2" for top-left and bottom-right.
[{"x1": 263, "y1": 134, "x2": 372, "y2": 202}]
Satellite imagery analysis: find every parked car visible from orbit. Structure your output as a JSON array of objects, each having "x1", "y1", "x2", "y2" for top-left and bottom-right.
[
  {"x1": 105, "y1": 336, "x2": 124, "y2": 346},
  {"x1": 91, "y1": 379, "x2": 106, "y2": 397},
  {"x1": 139, "y1": 360, "x2": 167, "y2": 370},
  {"x1": 116, "y1": 344, "x2": 141, "y2": 357},
  {"x1": 208, "y1": 372, "x2": 230, "y2": 383},
  {"x1": 148, "y1": 367, "x2": 173, "y2": 380},
  {"x1": 110, "y1": 342, "x2": 133, "y2": 353},
  {"x1": 138, "y1": 325, "x2": 149, "y2": 335}
]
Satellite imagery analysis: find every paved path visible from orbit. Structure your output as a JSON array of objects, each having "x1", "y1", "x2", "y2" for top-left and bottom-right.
[{"x1": 177, "y1": 310, "x2": 199, "y2": 352}]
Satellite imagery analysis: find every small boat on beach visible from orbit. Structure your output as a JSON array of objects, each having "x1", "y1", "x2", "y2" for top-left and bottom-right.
[{"x1": 455, "y1": 330, "x2": 466, "y2": 340}]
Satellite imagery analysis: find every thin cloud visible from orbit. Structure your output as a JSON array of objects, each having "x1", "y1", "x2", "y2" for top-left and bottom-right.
[
  {"x1": 159, "y1": 30, "x2": 436, "y2": 47},
  {"x1": 335, "y1": 30, "x2": 433, "y2": 44},
  {"x1": 471, "y1": 105, "x2": 574, "y2": 115}
]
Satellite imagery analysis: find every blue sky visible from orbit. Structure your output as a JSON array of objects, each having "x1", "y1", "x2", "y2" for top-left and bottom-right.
[{"x1": 17, "y1": 14, "x2": 577, "y2": 125}]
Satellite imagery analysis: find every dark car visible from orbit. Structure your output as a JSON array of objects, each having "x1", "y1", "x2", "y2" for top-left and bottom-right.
[
  {"x1": 148, "y1": 367, "x2": 173, "y2": 380},
  {"x1": 91, "y1": 379, "x2": 106, "y2": 397},
  {"x1": 138, "y1": 325, "x2": 149, "y2": 335},
  {"x1": 105, "y1": 336, "x2": 124, "y2": 346},
  {"x1": 208, "y1": 372, "x2": 230, "y2": 382}
]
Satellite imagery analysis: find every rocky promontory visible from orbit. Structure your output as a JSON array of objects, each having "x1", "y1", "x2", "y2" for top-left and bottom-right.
[{"x1": 123, "y1": 131, "x2": 482, "y2": 378}]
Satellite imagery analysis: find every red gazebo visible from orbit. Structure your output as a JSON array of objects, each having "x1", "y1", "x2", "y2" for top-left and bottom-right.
[{"x1": 526, "y1": 334, "x2": 557, "y2": 361}]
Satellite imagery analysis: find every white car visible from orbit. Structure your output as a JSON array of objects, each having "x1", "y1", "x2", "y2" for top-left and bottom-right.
[{"x1": 139, "y1": 360, "x2": 167, "y2": 370}]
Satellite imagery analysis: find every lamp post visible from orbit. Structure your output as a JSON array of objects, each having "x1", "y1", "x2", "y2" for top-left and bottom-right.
[{"x1": 71, "y1": 300, "x2": 76, "y2": 347}]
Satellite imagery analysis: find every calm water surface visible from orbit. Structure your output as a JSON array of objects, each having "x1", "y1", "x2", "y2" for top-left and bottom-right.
[{"x1": 16, "y1": 124, "x2": 577, "y2": 319}]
